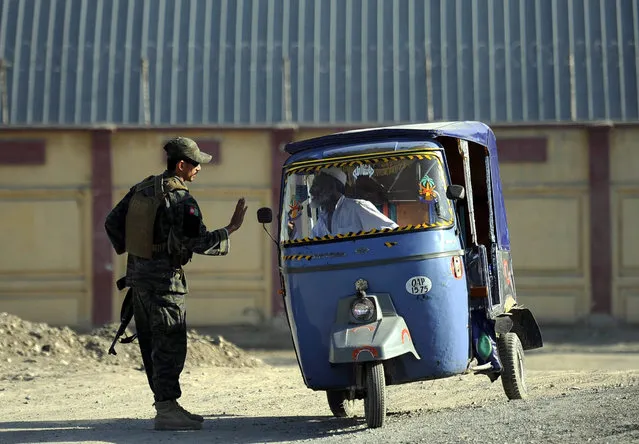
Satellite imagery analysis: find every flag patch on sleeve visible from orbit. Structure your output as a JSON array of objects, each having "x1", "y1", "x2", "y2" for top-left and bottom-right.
[{"x1": 188, "y1": 206, "x2": 200, "y2": 217}]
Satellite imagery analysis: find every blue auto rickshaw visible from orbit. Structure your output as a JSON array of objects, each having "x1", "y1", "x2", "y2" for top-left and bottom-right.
[{"x1": 257, "y1": 121, "x2": 543, "y2": 428}]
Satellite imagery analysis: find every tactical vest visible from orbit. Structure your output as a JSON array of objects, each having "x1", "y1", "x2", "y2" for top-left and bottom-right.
[{"x1": 125, "y1": 175, "x2": 188, "y2": 259}]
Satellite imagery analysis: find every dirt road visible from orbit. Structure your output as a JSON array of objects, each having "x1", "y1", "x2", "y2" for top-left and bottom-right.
[{"x1": 1, "y1": 323, "x2": 639, "y2": 444}]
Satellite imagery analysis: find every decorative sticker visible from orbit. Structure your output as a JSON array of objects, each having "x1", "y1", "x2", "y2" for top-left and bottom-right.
[
  {"x1": 353, "y1": 164, "x2": 375, "y2": 179},
  {"x1": 418, "y1": 174, "x2": 437, "y2": 201},
  {"x1": 288, "y1": 199, "x2": 302, "y2": 222},
  {"x1": 286, "y1": 198, "x2": 303, "y2": 239},
  {"x1": 405, "y1": 276, "x2": 432, "y2": 296},
  {"x1": 418, "y1": 172, "x2": 441, "y2": 224}
]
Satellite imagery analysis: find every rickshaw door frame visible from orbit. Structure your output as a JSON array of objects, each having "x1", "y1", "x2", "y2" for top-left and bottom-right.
[{"x1": 457, "y1": 139, "x2": 504, "y2": 316}]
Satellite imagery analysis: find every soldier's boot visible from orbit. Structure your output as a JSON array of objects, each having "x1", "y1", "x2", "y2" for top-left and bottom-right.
[
  {"x1": 175, "y1": 401, "x2": 204, "y2": 422},
  {"x1": 154, "y1": 400, "x2": 202, "y2": 431}
]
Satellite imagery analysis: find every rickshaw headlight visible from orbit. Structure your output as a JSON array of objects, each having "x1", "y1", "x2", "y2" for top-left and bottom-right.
[{"x1": 351, "y1": 298, "x2": 375, "y2": 322}]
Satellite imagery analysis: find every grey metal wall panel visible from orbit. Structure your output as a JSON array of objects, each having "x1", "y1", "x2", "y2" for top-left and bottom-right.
[{"x1": 0, "y1": 0, "x2": 638, "y2": 126}]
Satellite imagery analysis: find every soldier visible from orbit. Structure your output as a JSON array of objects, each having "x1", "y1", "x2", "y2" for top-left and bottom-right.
[{"x1": 104, "y1": 137, "x2": 248, "y2": 431}]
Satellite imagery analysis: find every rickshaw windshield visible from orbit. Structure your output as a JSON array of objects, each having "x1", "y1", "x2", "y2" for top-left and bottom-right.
[{"x1": 281, "y1": 149, "x2": 454, "y2": 244}]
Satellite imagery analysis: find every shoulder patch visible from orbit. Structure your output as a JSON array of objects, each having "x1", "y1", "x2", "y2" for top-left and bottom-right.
[
  {"x1": 183, "y1": 203, "x2": 202, "y2": 237},
  {"x1": 188, "y1": 205, "x2": 200, "y2": 217}
]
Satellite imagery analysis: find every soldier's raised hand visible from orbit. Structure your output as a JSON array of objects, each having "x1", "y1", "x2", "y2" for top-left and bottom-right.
[{"x1": 226, "y1": 197, "x2": 248, "y2": 235}]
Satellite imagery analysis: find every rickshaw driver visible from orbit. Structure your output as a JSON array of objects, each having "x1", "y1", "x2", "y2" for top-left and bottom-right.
[{"x1": 308, "y1": 167, "x2": 398, "y2": 237}]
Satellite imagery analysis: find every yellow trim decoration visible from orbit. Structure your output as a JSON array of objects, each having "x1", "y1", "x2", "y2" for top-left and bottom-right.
[
  {"x1": 281, "y1": 220, "x2": 453, "y2": 247},
  {"x1": 283, "y1": 255, "x2": 313, "y2": 261},
  {"x1": 284, "y1": 148, "x2": 438, "y2": 175}
]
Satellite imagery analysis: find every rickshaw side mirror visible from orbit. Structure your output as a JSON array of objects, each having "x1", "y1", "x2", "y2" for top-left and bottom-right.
[
  {"x1": 446, "y1": 184, "x2": 466, "y2": 201},
  {"x1": 257, "y1": 207, "x2": 273, "y2": 224}
]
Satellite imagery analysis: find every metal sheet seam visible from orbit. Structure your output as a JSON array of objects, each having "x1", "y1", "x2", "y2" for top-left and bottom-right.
[
  {"x1": 345, "y1": 0, "x2": 353, "y2": 122},
  {"x1": 90, "y1": 0, "x2": 104, "y2": 123},
  {"x1": 360, "y1": 0, "x2": 368, "y2": 122},
  {"x1": 106, "y1": 0, "x2": 119, "y2": 123},
  {"x1": 393, "y1": 0, "x2": 400, "y2": 122},
  {"x1": 601, "y1": 0, "x2": 610, "y2": 121},
  {"x1": 535, "y1": 0, "x2": 544, "y2": 121},
  {"x1": 216, "y1": 0, "x2": 228, "y2": 123},
  {"x1": 313, "y1": 0, "x2": 321, "y2": 123},
  {"x1": 73, "y1": 0, "x2": 87, "y2": 125},
  {"x1": 187, "y1": 0, "x2": 197, "y2": 125},
  {"x1": 504, "y1": 0, "x2": 513, "y2": 121},
  {"x1": 233, "y1": 0, "x2": 244, "y2": 124},
  {"x1": 519, "y1": 1, "x2": 528, "y2": 121},
  {"x1": 26, "y1": 0, "x2": 42, "y2": 124},
  {"x1": 329, "y1": 0, "x2": 336, "y2": 124},
  {"x1": 488, "y1": 0, "x2": 496, "y2": 122},
  {"x1": 265, "y1": 0, "x2": 275, "y2": 124},
  {"x1": 616, "y1": 0, "x2": 626, "y2": 121},
  {"x1": 584, "y1": 1, "x2": 594, "y2": 120},
  {"x1": 552, "y1": 0, "x2": 561, "y2": 120},
  {"x1": 42, "y1": 0, "x2": 57, "y2": 124},
  {"x1": 249, "y1": 0, "x2": 259, "y2": 125},
  {"x1": 11, "y1": 0, "x2": 26, "y2": 123},
  {"x1": 201, "y1": 0, "x2": 212, "y2": 123},
  {"x1": 408, "y1": 0, "x2": 416, "y2": 122},
  {"x1": 140, "y1": 0, "x2": 151, "y2": 124},
  {"x1": 170, "y1": 0, "x2": 182, "y2": 125},
  {"x1": 634, "y1": 0, "x2": 639, "y2": 117}
]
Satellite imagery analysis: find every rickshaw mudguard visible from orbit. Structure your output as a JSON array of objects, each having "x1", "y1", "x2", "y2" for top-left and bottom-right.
[
  {"x1": 329, "y1": 317, "x2": 420, "y2": 364},
  {"x1": 496, "y1": 305, "x2": 544, "y2": 351}
]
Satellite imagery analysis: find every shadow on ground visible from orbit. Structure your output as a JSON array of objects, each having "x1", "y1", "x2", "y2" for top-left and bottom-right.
[{"x1": 0, "y1": 415, "x2": 364, "y2": 444}]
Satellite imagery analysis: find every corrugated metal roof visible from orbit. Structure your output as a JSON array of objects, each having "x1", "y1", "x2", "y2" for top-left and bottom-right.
[{"x1": 0, "y1": 0, "x2": 638, "y2": 126}]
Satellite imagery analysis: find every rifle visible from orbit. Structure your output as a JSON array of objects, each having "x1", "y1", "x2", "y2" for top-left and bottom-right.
[{"x1": 108, "y1": 278, "x2": 138, "y2": 356}]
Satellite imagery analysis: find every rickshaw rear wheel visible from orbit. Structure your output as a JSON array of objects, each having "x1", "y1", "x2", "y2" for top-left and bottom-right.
[
  {"x1": 364, "y1": 362, "x2": 386, "y2": 428},
  {"x1": 498, "y1": 332, "x2": 528, "y2": 399},
  {"x1": 326, "y1": 390, "x2": 355, "y2": 418}
]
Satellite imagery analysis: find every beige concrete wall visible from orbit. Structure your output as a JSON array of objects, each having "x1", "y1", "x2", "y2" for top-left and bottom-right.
[
  {"x1": 611, "y1": 128, "x2": 639, "y2": 323},
  {"x1": 0, "y1": 132, "x2": 93, "y2": 327},
  {"x1": 494, "y1": 128, "x2": 590, "y2": 323},
  {"x1": 111, "y1": 130, "x2": 273, "y2": 326}
]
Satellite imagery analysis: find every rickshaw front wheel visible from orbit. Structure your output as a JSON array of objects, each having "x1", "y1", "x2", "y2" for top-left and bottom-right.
[
  {"x1": 326, "y1": 390, "x2": 355, "y2": 418},
  {"x1": 498, "y1": 332, "x2": 528, "y2": 399},
  {"x1": 364, "y1": 362, "x2": 386, "y2": 428}
]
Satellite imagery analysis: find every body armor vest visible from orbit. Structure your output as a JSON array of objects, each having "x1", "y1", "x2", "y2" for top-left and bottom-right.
[{"x1": 125, "y1": 175, "x2": 188, "y2": 259}]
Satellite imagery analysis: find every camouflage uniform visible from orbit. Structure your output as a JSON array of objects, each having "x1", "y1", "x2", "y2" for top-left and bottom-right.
[{"x1": 105, "y1": 138, "x2": 228, "y2": 405}]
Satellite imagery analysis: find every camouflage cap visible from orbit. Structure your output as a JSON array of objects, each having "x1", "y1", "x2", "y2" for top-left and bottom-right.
[{"x1": 163, "y1": 137, "x2": 213, "y2": 164}]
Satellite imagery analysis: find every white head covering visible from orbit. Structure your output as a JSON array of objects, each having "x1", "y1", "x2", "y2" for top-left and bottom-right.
[{"x1": 318, "y1": 167, "x2": 347, "y2": 186}]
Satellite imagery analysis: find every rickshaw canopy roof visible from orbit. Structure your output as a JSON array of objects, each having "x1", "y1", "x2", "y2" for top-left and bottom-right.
[
  {"x1": 283, "y1": 121, "x2": 512, "y2": 250},
  {"x1": 284, "y1": 121, "x2": 498, "y2": 156}
]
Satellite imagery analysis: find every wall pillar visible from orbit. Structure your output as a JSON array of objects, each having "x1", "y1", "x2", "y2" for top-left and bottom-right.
[
  {"x1": 588, "y1": 125, "x2": 612, "y2": 315},
  {"x1": 91, "y1": 129, "x2": 114, "y2": 325}
]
